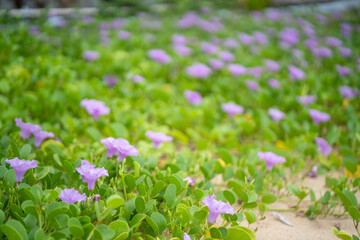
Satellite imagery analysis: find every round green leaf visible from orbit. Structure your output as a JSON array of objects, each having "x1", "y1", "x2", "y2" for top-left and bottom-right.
[
  {"x1": 106, "y1": 195, "x2": 124, "y2": 208},
  {"x1": 223, "y1": 190, "x2": 237, "y2": 205},
  {"x1": 151, "y1": 212, "x2": 167, "y2": 233}
]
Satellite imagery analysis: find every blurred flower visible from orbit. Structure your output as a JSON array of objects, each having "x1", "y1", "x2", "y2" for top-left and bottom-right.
[
  {"x1": 297, "y1": 95, "x2": 317, "y2": 106},
  {"x1": 82, "y1": 16, "x2": 93, "y2": 24},
  {"x1": 148, "y1": 49, "x2": 171, "y2": 64},
  {"x1": 218, "y1": 51, "x2": 234, "y2": 62},
  {"x1": 308, "y1": 109, "x2": 330, "y2": 124},
  {"x1": 339, "y1": 86, "x2": 358, "y2": 99},
  {"x1": 223, "y1": 38, "x2": 239, "y2": 49},
  {"x1": 279, "y1": 28, "x2": 299, "y2": 46},
  {"x1": 184, "y1": 177, "x2": 196, "y2": 186},
  {"x1": 83, "y1": 51, "x2": 99, "y2": 61},
  {"x1": 145, "y1": 131, "x2": 173, "y2": 149},
  {"x1": 336, "y1": 65, "x2": 352, "y2": 77},
  {"x1": 258, "y1": 152, "x2": 286, "y2": 170},
  {"x1": 172, "y1": 34, "x2": 187, "y2": 45},
  {"x1": 183, "y1": 233, "x2": 191, "y2": 240},
  {"x1": 184, "y1": 90, "x2": 203, "y2": 105},
  {"x1": 209, "y1": 58, "x2": 224, "y2": 70},
  {"x1": 201, "y1": 42, "x2": 219, "y2": 54},
  {"x1": 15, "y1": 118, "x2": 41, "y2": 139},
  {"x1": 312, "y1": 47, "x2": 332, "y2": 58},
  {"x1": 34, "y1": 131, "x2": 55, "y2": 147},
  {"x1": 309, "y1": 166, "x2": 318, "y2": 178},
  {"x1": 103, "y1": 75, "x2": 118, "y2": 87},
  {"x1": 246, "y1": 80, "x2": 259, "y2": 92},
  {"x1": 265, "y1": 59, "x2": 280, "y2": 72},
  {"x1": 325, "y1": 36, "x2": 342, "y2": 47},
  {"x1": 288, "y1": 65, "x2": 306, "y2": 81},
  {"x1": 338, "y1": 47, "x2": 352, "y2": 57},
  {"x1": 28, "y1": 25, "x2": 39, "y2": 35},
  {"x1": 76, "y1": 160, "x2": 109, "y2": 191},
  {"x1": 118, "y1": 30, "x2": 131, "y2": 40},
  {"x1": 248, "y1": 67, "x2": 263, "y2": 78},
  {"x1": 227, "y1": 64, "x2": 247, "y2": 77},
  {"x1": 186, "y1": 63, "x2": 212, "y2": 79},
  {"x1": 80, "y1": 99, "x2": 110, "y2": 120},
  {"x1": 315, "y1": 137, "x2": 333, "y2": 156},
  {"x1": 202, "y1": 195, "x2": 234, "y2": 224},
  {"x1": 47, "y1": 16, "x2": 67, "y2": 28},
  {"x1": 268, "y1": 78, "x2": 280, "y2": 89},
  {"x1": 268, "y1": 108, "x2": 285, "y2": 122},
  {"x1": 5, "y1": 158, "x2": 37, "y2": 182},
  {"x1": 304, "y1": 38, "x2": 318, "y2": 49},
  {"x1": 94, "y1": 194, "x2": 101, "y2": 202},
  {"x1": 174, "y1": 44, "x2": 192, "y2": 56},
  {"x1": 132, "y1": 74, "x2": 145, "y2": 83},
  {"x1": 253, "y1": 31, "x2": 268, "y2": 45},
  {"x1": 238, "y1": 33, "x2": 253, "y2": 45},
  {"x1": 222, "y1": 103, "x2": 244, "y2": 118},
  {"x1": 59, "y1": 188, "x2": 86, "y2": 204},
  {"x1": 101, "y1": 137, "x2": 139, "y2": 162}
]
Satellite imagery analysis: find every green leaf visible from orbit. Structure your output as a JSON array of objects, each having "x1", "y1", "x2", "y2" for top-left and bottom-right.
[
  {"x1": 130, "y1": 213, "x2": 146, "y2": 228},
  {"x1": 164, "y1": 184, "x2": 177, "y2": 208},
  {"x1": 21, "y1": 200, "x2": 38, "y2": 216},
  {"x1": 296, "y1": 190, "x2": 308, "y2": 200},
  {"x1": 349, "y1": 206, "x2": 360, "y2": 221},
  {"x1": 0, "y1": 210, "x2": 4, "y2": 224},
  {"x1": 176, "y1": 204, "x2": 191, "y2": 225},
  {"x1": 338, "y1": 190, "x2": 358, "y2": 211},
  {"x1": 0, "y1": 219, "x2": 29, "y2": 240},
  {"x1": 145, "y1": 216, "x2": 159, "y2": 235},
  {"x1": 224, "y1": 226, "x2": 255, "y2": 240},
  {"x1": 10, "y1": 141, "x2": 20, "y2": 158},
  {"x1": 287, "y1": 184, "x2": 300, "y2": 195},
  {"x1": 34, "y1": 228, "x2": 45, "y2": 240},
  {"x1": 244, "y1": 211, "x2": 257, "y2": 224},
  {"x1": 124, "y1": 174, "x2": 136, "y2": 191},
  {"x1": 218, "y1": 149, "x2": 234, "y2": 165},
  {"x1": 223, "y1": 190, "x2": 237, "y2": 205},
  {"x1": 247, "y1": 191, "x2": 258, "y2": 203},
  {"x1": 210, "y1": 227, "x2": 222, "y2": 239},
  {"x1": 193, "y1": 207, "x2": 209, "y2": 223},
  {"x1": 68, "y1": 217, "x2": 84, "y2": 237},
  {"x1": 45, "y1": 202, "x2": 69, "y2": 219},
  {"x1": 343, "y1": 156, "x2": 357, "y2": 173},
  {"x1": 35, "y1": 167, "x2": 50, "y2": 181},
  {"x1": 135, "y1": 196, "x2": 145, "y2": 213},
  {"x1": 262, "y1": 193, "x2": 277, "y2": 204},
  {"x1": 194, "y1": 189, "x2": 204, "y2": 200},
  {"x1": 95, "y1": 224, "x2": 115, "y2": 240},
  {"x1": 19, "y1": 144, "x2": 31, "y2": 159},
  {"x1": 86, "y1": 127, "x2": 101, "y2": 141},
  {"x1": 151, "y1": 212, "x2": 167, "y2": 233},
  {"x1": 106, "y1": 195, "x2": 124, "y2": 208},
  {"x1": 218, "y1": 227, "x2": 229, "y2": 239},
  {"x1": 331, "y1": 227, "x2": 352, "y2": 240},
  {"x1": 18, "y1": 187, "x2": 36, "y2": 203},
  {"x1": 109, "y1": 220, "x2": 129, "y2": 234}
]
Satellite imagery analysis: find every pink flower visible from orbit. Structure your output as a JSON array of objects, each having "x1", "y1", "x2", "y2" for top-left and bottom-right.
[
  {"x1": 83, "y1": 51, "x2": 99, "y2": 61},
  {"x1": 312, "y1": 47, "x2": 332, "y2": 58},
  {"x1": 184, "y1": 177, "x2": 196, "y2": 187},
  {"x1": 268, "y1": 108, "x2": 285, "y2": 122},
  {"x1": 76, "y1": 160, "x2": 108, "y2": 191},
  {"x1": 258, "y1": 152, "x2": 286, "y2": 170},
  {"x1": 297, "y1": 95, "x2": 317, "y2": 106},
  {"x1": 15, "y1": 118, "x2": 41, "y2": 139},
  {"x1": 172, "y1": 34, "x2": 187, "y2": 45},
  {"x1": 238, "y1": 33, "x2": 253, "y2": 45},
  {"x1": 34, "y1": 131, "x2": 55, "y2": 147},
  {"x1": 339, "y1": 86, "x2": 358, "y2": 99},
  {"x1": 338, "y1": 47, "x2": 352, "y2": 57},
  {"x1": 59, "y1": 188, "x2": 86, "y2": 204},
  {"x1": 227, "y1": 64, "x2": 247, "y2": 77},
  {"x1": 186, "y1": 63, "x2": 212, "y2": 79},
  {"x1": 265, "y1": 59, "x2": 280, "y2": 72},
  {"x1": 5, "y1": 158, "x2": 37, "y2": 182},
  {"x1": 174, "y1": 44, "x2": 192, "y2": 56},
  {"x1": 202, "y1": 195, "x2": 234, "y2": 224},
  {"x1": 336, "y1": 65, "x2": 352, "y2": 77},
  {"x1": 247, "y1": 67, "x2": 263, "y2": 78},
  {"x1": 268, "y1": 79, "x2": 280, "y2": 89},
  {"x1": 222, "y1": 103, "x2": 244, "y2": 118},
  {"x1": 132, "y1": 74, "x2": 145, "y2": 83},
  {"x1": 325, "y1": 36, "x2": 342, "y2": 47},
  {"x1": 209, "y1": 59, "x2": 224, "y2": 70},
  {"x1": 201, "y1": 42, "x2": 219, "y2": 54},
  {"x1": 279, "y1": 28, "x2": 299, "y2": 46},
  {"x1": 315, "y1": 137, "x2": 333, "y2": 156},
  {"x1": 253, "y1": 31, "x2": 268, "y2": 45},
  {"x1": 118, "y1": 30, "x2": 131, "y2": 40},
  {"x1": 80, "y1": 99, "x2": 110, "y2": 120},
  {"x1": 183, "y1": 233, "x2": 191, "y2": 240},
  {"x1": 145, "y1": 131, "x2": 173, "y2": 148},
  {"x1": 101, "y1": 137, "x2": 139, "y2": 162},
  {"x1": 288, "y1": 65, "x2": 306, "y2": 81},
  {"x1": 246, "y1": 80, "x2": 259, "y2": 92},
  {"x1": 309, "y1": 109, "x2": 330, "y2": 124},
  {"x1": 223, "y1": 38, "x2": 239, "y2": 49},
  {"x1": 103, "y1": 75, "x2": 118, "y2": 87},
  {"x1": 218, "y1": 51, "x2": 234, "y2": 62},
  {"x1": 184, "y1": 90, "x2": 203, "y2": 105},
  {"x1": 148, "y1": 49, "x2": 171, "y2": 64}
]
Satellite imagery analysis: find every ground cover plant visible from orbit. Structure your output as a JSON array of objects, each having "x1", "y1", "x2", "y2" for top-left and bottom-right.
[{"x1": 0, "y1": 4, "x2": 359, "y2": 240}]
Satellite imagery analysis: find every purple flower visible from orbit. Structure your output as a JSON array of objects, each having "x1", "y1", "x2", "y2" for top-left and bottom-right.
[
  {"x1": 312, "y1": 47, "x2": 332, "y2": 58},
  {"x1": 247, "y1": 67, "x2": 263, "y2": 78},
  {"x1": 279, "y1": 28, "x2": 299, "y2": 46},
  {"x1": 265, "y1": 59, "x2": 280, "y2": 72},
  {"x1": 268, "y1": 78, "x2": 280, "y2": 89},
  {"x1": 82, "y1": 16, "x2": 93, "y2": 24},
  {"x1": 47, "y1": 16, "x2": 67, "y2": 28},
  {"x1": 309, "y1": 166, "x2": 318, "y2": 178},
  {"x1": 202, "y1": 195, "x2": 234, "y2": 224},
  {"x1": 132, "y1": 74, "x2": 145, "y2": 83},
  {"x1": 238, "y1": 33, "x2": 253, "y2": 45},
  {"x1": 289, "y1": 65, "x2": 306, "y2": 81},
  {"x1": 101, "y1": 137, "x2": 139, "y2": 162},
  {"x1": 172, "y1": 34, "x2": 187, "y2": 45},
  {"x1": 218, "y1": 51, "x2": 234, "y2": 62},
  {"x1": 325, "y1": 36, "x2": 342, "y2": 47},
  {"x1": 339, "y1": 86, "x2": 358, "y2": 99},
  {"x1": 118, "y1": 30, "x2": 131, "y2": 40},
  {"x1": 34, "y1": 131, "x2": 55, "y2": 147},
  {"x1": 336, "y1": 65, "x2": 352, "y2": 77},
  {"x1": 76, "y1": 160, "x2": 109, "y2": 190},
  {"x1": 80, "y1": 99, "x2": 110, "y2": 120},
  {"x1": 94, "y1": 194, "x2": 101, "y2": 202},
  {"x1": 145, "y1": 131, "x2": 173, "y2": 149},
  {"x1": 83, "y1": 51, "x2": 99, "y2": 61},
  {"x1": 183, "y1": 233, "x2": 191, "y2": 240},
  {"x1": 209, "y1": 58, "x2": 224, "y2": 70},
  {"x1": 308, "y1": 109, "x2": 330, "y2": 124},
  {"x1": 257, "y1": 152, "x2": 286, "y2": 170},
  {"x1": 174, "y1": 44, "x2": 192, "y2": 56},
  {"x1": 103, "y1": 75, "x2": 118, "y2": 87},
  {"x1": 15, "y1": 118, "x2": 41, "y2": 139},
  {"x1": 227, "y1": 64, "x2": 247, "y2": 77},
  {"x1": 147, "y1": 49, "x2": 171, "y2": 64},
  {"x1": 184, "y1": 90, "x2": 203, "y2": 105},
  {"x1": 297, "y1": 95, "x2": 317, "y2": 106},
  {"x1": 201, "y1": 42, "x2": 219, "y2": 54},
  {"x1": 184, "y1": 177, "x2": 196, "y2": 187},
  {"x1": 221, "y1": 103, "x2": 244, "y2": 118},
  {"x1": 59, "y1": 188, "x2": 86, "y2": 204},
  {"x1": 253, "y1": 31, "x2": 268, "y2": 45},
  {"x1": 5, "y1": 158, "x2": 37, "y2": 182},
  {"x1": 246, "y1": 80, "x2": 259, "y2": 92},
  {"x1": 338, "y1": 47, "x2": 352, "y2": 57},
  {"x1": 305, "y1": 38, "x2": 318, "y2": 49},
  {"x1": 223, "y1": 38, "x2": 239, "y2": 49},
  {"x1": 186, "y1": 63, "x2": 212, "y2": 79},
  {"x1": 315, "y1": 137, "x2": 333, "y2": 156},
  {"x1": 268, "y1": 108, "x2": 285, "y2": 122}
]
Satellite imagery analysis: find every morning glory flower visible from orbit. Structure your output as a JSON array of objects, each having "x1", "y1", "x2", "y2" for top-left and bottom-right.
[
  {"x1": 338, "y1": 47, "x2": 352, "y2": 57},
  {"x1": 184, "y1": 90, "x2": 203, "y2": 105},
  {"x1": 222, "y1": 103, "x2": 244, "y2": 118},
  {"x1": 265, "y1": 59, "x2": 280, "y2": 72},
  {"x1": 253, "y1": 31, "x2": 268, "y2": 45},
  {"x1": 248, "y1": 67, "x2": 263, "y2": 78},
  {"x1": 268, "y1": 79, "x2": 280, "y2": 89},
  {"x1": 186, "y1": 63, "x2": 212, "y2": 79},
  {"x1": 173, "y1": 44, "x2": 192, "y2": 56},
  {"x1": 148, "y1": 49, "x2": 172, "y2": 64},
  {"x1": 172, "y1": 34, "x2": 187, "y2": 45},
  {"x1": 80, "y1": 99, "x2": 110, "y2": 120},
  {"x1": 326, "y1": 36, "x2": 342, "y2": 47},
  {"x1": 308, "y1": 109, "x2": 330, "y2": 124},
  {"x1": 227, "y1": 64, "x2": 247, "y2": 77},
  {"x1": 103, "y1": 75, "x2": 118, "y2": 87},
  {"x1": 201, "y1": 42, "x2": 219, "y2": 54},
  {"x1": 336, "y1": 65, "x2": 352, "y2": 77},
  {"x1": 101, "y1": 137, "x2": 139, "y2": 162},
  {"x1": 223, "y1": 38, "x2": 239, "y2": 49},
  {"x1": 184, "y1": 177, "x2": 196, "y2": 187},
  {"x1": 76, "y1": 160, "x2": 109, "y2": 191},
  {"x1": 83, "y1": 51, "x2": 99, "y2": 61},
  {"x1": 118, "y1": 30, "x2": 131, "y2": 40},
  {"x1": 257, "y1": 152, "x2": 286, "y2": 170},
  {"x1": 34, "y1": 131, "x2": 55, "y2": 147},
  {"x1": 238, "y1": 33, "x2": 253, "y2": 45},
  {"x1": 145, "y1": 131, "x2": 173, "y2": 149},
  {"x1": 209, "y1": 58, "x2": 224, "y2": 70},
  {"x1": 289, "y1": 65, "x2": 306, "y2": 81},
  {"x1": 246, "y1": 80, "x2": 259, "y2": 92},
  {"x1": 218, "y1": 51, "x2": 234, "y2": 62},
  {"x1": 268, "y1": 108, "x2": 285, "y2": 122},
  {"x1": 314, "y1": 137, "x2": 333, "y2": 156},
  {"x1": 183, "y1": 233, "x2": 191, "y2": 240},
  {"x1": 279, "y1": 28, "x2": 299, "y2": 46},
  {"x1": 339, "y1": 86, "x2": 358, "y2": 99},
  {"x1": 59, "y1": 188, "x2": 87, "y2": 204},
  {"x1": 312, "y1": 47, "x2": 332, "y2": 58},
  {"x1": 5, "y1": 158, "x2": 38, "y2": 182},
  {"x1": 15, "y1": 118, "x2": 41, "y2": 139},
  {"x1": 297, "y1": 95, "x2": 317, "y2": 106},
  {"x1": 202, "y1": 195, "x2": 234, "y2": 224}
]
